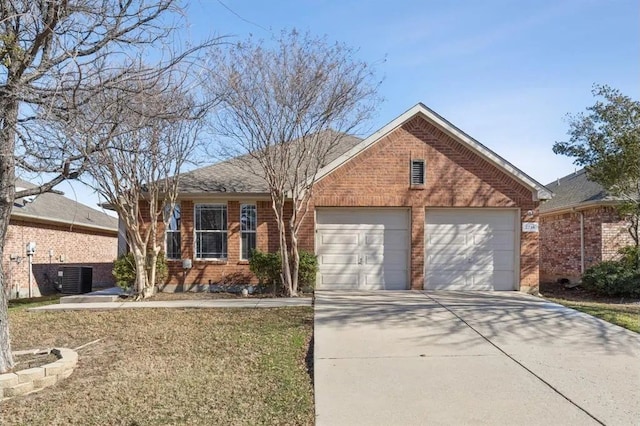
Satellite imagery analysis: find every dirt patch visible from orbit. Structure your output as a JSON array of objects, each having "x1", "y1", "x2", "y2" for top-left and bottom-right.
[
  {"x1": 539, "y1": 281, "x2": 640, "y2": 305},
  {"x1": 9, "y1": 352, "x2": 58, "y2": 373}
]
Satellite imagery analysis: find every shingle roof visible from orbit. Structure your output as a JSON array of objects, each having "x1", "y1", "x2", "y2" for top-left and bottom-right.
[
  {"x1": 539, "y1": 169, "x2": 621, "y2": 213},
  {"x1": 178, "y1": 130, "x2": 363, "y2": 194},
  {"x1": 12, "y1": 179, "x2": 118, "y2": 232}
]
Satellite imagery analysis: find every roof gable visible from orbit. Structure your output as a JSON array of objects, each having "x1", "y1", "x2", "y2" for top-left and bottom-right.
[{"x1": 314, "y1": 103, "x2": 552, "y2": 201}]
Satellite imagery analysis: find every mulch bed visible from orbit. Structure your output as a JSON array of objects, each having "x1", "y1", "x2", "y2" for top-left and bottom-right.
[{"x1": 539, "y1": 281, "x2": 640, "y2": 305}]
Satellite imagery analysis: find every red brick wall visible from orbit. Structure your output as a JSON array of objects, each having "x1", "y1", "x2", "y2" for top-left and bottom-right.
[
  {"x1": 163, "y1": 200, "x2": 280, "y2": 289},
  {"x1": 161, "y1": 116, "x2": 540, "y2": 291},
  {"x1": 4, "y1": 219, "x2": 117, "y2": 298},
  {"x1": 540, "y1": 206, "x2": 633, "y2": 283},
  {"x1": 304, "y1": 116, "x2": 539, "y2": 290}
]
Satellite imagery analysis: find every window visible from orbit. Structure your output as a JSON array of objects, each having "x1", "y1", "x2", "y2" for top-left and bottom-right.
[
  {"x1": 165, "y1": 203, "x2": 181, "y2": 259},
  {"x1": 411, "y1": 159, "x2": 425, "y2": 185},
  {"x1": 240, "y1": 204, "x2": 257, "y2": 260},
  {"x1": 195, "y1": 204, "x2": 227, "y2": 259}
]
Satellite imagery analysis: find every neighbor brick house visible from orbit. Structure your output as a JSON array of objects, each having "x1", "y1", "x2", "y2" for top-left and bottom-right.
[
  {"x1": 4, "y1": 179, "x2": 119, "y2": 298},
  {"x1": 539, "y1": 169, "x2": 634, "y2": 283},
  {"x1": 160, "y1": 104, "x2": 551, "y2": 293}
]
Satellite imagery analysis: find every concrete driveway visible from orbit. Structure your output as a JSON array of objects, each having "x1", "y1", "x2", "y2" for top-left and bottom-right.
[{"x1": 314, "y1": 291, "x2": 640, "y2": 426}]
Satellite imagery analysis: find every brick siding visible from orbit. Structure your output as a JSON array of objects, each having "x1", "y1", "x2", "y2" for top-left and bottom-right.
[
  {"x1": 163, "y1": 115, "x2": 540, "y2": 291},
  {"x1": 4, "y1": 219, "x2": 118, "y2": 298},
  {"x1": 540, "y1": 206, "x2": 633, "y2": 283}
]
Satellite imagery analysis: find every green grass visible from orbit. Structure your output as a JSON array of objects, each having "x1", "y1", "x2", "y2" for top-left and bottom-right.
[
  {"x1": 7, "y1": 294, "x2": 61, "y2": 311},
  {"x1": 548, "y1": 298, "x2": 640, "y2": 333},
  {"x1": 3, "y1": 307, "x2": 314, "y2": 425}
]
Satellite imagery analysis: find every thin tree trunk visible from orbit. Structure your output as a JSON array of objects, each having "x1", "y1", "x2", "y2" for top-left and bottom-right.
[
  {"x1": 272, "y1": 198, "x2": 293, "y2": 296},
  {"x1": 289, "y1": 222, "x2": 300, "y2": 297},
  {"x1": 0, "y1": 95, "x2": 18, "y2": 373}
]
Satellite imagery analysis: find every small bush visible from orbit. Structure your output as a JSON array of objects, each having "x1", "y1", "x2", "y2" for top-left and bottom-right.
[
  {"x1": 112, "y1": 252, "x2": 169, "y2": 290},
  {"x1": 618, "y1": 245, "x2": 640, "y2": 270},
  {"x1": 249, "y1": 250, "x2": 282, "y2": 293},
  {"x1": 582, "y1": 260, "x2": 640, "y2": 297},
  {"x1": 249, "y1": 249, "x2": 318, "y2": 294},
  {"x1": 298, "y1": 250, "x2": 318, "y2": 292}
]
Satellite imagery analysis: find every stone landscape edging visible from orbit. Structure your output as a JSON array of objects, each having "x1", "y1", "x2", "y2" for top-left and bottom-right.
[{"x1": 0, "y1": 347, "x2": 78, "y2": 400}]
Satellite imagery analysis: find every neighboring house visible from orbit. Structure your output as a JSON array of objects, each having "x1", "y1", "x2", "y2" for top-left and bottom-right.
[
  {"x1": 539, "y1": 169, "x2": 634, "y2": 283},
  {"x1": 158, "y1": 103, "x2": 551, "y2": 293},
  {"x1": 4, "y1": 179, "x2": 119, "y2": 299}
]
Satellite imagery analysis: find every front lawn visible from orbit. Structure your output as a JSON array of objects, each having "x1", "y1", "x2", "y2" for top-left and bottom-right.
[
  {"x1": 2, "y1": 307, "x2": 314, "y2": 425},
  {"x1": 540, "y1": 281, "x2": 640, "y2": 333},
  {"x1": 546, "y1": 298, "x2": 640, "y2": 333}
]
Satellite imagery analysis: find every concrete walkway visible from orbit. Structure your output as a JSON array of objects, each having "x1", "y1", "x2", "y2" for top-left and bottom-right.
[
  {"x1": 29, "y1": 297, "x2": 312, "y2": 311},
  {"x1": 314, "y1": 291, "x2": 640, "y2": 426}
]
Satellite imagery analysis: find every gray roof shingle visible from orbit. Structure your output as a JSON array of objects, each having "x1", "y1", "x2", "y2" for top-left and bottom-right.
[
  {"x1": 539, "y1": 169, "x2": 621, "y2": 213},
  {"x1": 178, "y1": 130, "x2": 363, "y2": 194},
  {"x1": 12, "y1": 179, "x2": 118, "y2": 231}
]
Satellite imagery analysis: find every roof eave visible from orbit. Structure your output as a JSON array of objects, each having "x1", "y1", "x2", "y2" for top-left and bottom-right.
[
  {"x1": 11, "y1": 212, "x2": 118, "y2": 234},
  {"x1": 539, "y1": 199, "x2": 622, "y2": 216}
]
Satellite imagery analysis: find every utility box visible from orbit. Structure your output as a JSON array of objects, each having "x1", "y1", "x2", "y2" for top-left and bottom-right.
[{"x1": 57, "y1": 266, "x2": 93, "y2": 294}]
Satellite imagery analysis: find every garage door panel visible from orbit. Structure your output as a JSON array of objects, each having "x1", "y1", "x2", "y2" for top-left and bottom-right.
[
  {"x1": 319, "y1": 254, "x2": 359, "y2": 266},
  {"x1": 316, "y1": 209, "x2": 409, "y2": 290},
  {"x1": 319, "y1": 232, "x2": 359, "y2": 246},
  {"x1": 427, "y1": 233, "x2": 467, "y2": 246},
  {"x1": 425, "y1": 209, "x2": 517, "y2": 291}
]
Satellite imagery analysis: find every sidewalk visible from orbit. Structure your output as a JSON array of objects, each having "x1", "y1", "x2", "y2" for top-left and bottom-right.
[{"x1": 29, "y1": 297, "x2": 312, "y2": 312}]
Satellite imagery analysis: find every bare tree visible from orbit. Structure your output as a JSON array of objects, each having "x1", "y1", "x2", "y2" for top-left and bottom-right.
[
  {"x1": 205, "y1": 30, "x2": 380, "y2": 296},
  {"x1": 0, "y1": 0, "x2": 206, "y2": 373},
  {"x1": 72, "y1": 73, "x2": 205, "y2": 298}
]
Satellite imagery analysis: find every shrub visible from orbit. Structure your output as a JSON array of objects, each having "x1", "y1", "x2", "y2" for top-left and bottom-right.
[
  {"x1": 618, "y1": 245, "x2": 640, "y2": 271},
  {"x1": 249, "y1": 249, "x2": 318, "y2": 294},
  {"x1": 298, "y1": 250, "x2": 318, "y2": 292},
  {"x1": 249, "y1": 250, "x2": 282, "y2": 294},
  {"x1": 112, "y1": 252, "x2": 169, "y2": 290},
  {"x1": 582, "y1": 260, "x2": 640, "y2": 297}
]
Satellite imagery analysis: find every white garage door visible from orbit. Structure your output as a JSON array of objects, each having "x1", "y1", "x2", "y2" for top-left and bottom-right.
[
  {"x1": 316, "y1": 209, "x2": 409, "y2": 290},
  {"x1": 425, "y1": 209, "x2": 517, "y2": 291}
]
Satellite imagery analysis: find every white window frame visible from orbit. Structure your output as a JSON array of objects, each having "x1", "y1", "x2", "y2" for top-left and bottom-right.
[
  {"x1": 165, "y1": 203, "x2": 181, "y2": 260},
  {"x1": 194, "y1": 203, "x2": 228, "y2": 260},
  {"x1": 240, "y1": 203, "x2": 257, "y2": 260}
]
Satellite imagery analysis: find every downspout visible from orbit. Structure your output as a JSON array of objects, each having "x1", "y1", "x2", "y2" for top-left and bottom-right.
[{"x1": 579, "y1": 211, "x2": 585, "y2": 275}]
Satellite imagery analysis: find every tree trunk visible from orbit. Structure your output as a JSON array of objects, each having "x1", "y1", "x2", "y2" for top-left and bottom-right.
[
  {"x1": 289, "y1": 220, "x2": 300, "y2": 297},
  {"x1": 271, "y1": 198, "x2": 293, "y2": 296},
  {"x1": 131, "y1": 247, "x2": 148, "y2": 297},
  {"x1": 146, "y1": 248, "x2": 160, "y2": 299},
  {"x1": 0, "y1": 95, "x2": 18, "y2": 373}
]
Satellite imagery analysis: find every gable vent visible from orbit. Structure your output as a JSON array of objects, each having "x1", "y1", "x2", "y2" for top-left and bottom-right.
[{"x1": 411, "y1": 159, "x2": 425, "y2": 185}]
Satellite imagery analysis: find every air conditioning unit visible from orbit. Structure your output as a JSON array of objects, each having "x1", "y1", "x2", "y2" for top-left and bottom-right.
[{"x1": 57, "y1": 266, "x2": 93, "y2": 294}]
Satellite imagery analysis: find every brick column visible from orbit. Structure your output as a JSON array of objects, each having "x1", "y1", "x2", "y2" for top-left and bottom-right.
[{"x1": 410, "y1": 206, "x2": 425, "y2": 290}]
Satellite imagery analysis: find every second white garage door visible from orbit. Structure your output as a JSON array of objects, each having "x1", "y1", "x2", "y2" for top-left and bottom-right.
[
  {"x1": 425, "y1": 209, "x2": 518, "y2": 291},
  {"x1": 316, "y1": 209, "x2": 409, "y2": 290}
]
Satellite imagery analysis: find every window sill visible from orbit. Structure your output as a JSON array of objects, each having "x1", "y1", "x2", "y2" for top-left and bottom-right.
[
  {"x1": 410, "y1": 184, "x2": 425, "y2": 190},
  {"x1": 237, "y1": 260, "x2": 250, "y2": 265},
  {"x1": 194, "y1": 259, "x2": 228, "y2": 265}
]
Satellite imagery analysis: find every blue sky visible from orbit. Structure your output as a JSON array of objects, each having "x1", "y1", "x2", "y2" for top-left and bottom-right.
[{"x1": 51, "y1": 0, "x2": 639, "y2": 211}]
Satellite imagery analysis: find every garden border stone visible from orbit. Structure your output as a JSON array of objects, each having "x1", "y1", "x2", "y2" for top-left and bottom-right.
[{"x1": 0, "y1": 347, "x2": 78, "y2": 400}]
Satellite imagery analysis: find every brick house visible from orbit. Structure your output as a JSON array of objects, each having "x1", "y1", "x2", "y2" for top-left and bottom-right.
[
  {"x1": 161, "y1": 103, "x2": 551, "y2": 293},
  {"x1": 4, "y1": 179, "x2": 119, "y2": 299},
  {"x1": 539, "y1": 169, "x2": 634, "y2": 283}
]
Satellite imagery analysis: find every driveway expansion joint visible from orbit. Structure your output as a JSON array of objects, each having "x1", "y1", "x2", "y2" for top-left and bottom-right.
[{"x1": 423, "y1": 292, "x2": 606, "y2": 426}]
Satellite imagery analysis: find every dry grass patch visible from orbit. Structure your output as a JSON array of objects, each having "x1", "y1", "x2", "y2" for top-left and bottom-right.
[{"x1": 2, "y1": 307, "x2": 314, "y2": 425}]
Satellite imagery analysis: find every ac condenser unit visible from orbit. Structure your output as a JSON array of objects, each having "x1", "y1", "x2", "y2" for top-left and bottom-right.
[{"x1": 57, "y1": 266, "x2": 93, "y2": 294}]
